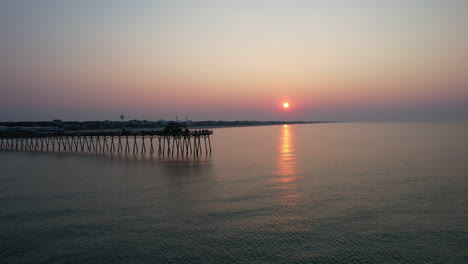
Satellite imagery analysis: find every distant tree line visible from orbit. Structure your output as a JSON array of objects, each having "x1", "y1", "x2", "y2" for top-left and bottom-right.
[
  {"x1": 1, "y1": 119, "x2": 322, "y2": 131},
  {"x1": 0, "y1": 119, "x2": 162, "y2": 130}
]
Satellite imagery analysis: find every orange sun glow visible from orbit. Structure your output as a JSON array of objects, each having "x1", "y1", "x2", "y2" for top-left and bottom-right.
[{"x1": 283, "y1": 102, "x2": 289, "y2": 108}]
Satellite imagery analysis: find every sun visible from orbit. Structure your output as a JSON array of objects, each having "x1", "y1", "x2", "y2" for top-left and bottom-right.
[{"x1": 283, "y1": 102, "x2": 289, "y2": 108}]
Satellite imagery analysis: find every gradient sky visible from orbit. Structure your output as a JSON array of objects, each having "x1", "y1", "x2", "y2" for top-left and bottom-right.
[{"x1": 1, "y1": 0, "x2": 467, "y2": 121}]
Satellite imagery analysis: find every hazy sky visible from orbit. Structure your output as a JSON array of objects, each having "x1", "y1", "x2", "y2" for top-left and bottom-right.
[{"x1": 1, "y1": 0, "x2": 467, "y2": 121}]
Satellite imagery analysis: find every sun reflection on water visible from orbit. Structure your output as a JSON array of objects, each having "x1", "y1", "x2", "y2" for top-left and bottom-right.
[{"x1": 275, "y1": 124, "x2": 299, "y2": 206}]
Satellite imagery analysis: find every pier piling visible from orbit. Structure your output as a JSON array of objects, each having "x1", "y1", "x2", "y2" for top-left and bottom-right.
[{"x1": 0, "y1": 125, "x2": 213, "y2": 157}]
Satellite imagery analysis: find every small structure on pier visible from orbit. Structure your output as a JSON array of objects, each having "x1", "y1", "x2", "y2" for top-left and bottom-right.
[
  {"x1": 0, "y1": 122, "x2": 213, "y2": 157},
  {"x1": 162, "y1": 122, "x2": 189, "y2": 134}
]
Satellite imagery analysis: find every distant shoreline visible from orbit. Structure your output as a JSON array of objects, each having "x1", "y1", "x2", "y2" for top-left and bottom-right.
[
  {"x1": 188, "y1": 121, "x2": 335, "y2": 130},
  {"x1": 80, "y1": 121, "x2": 334, "y2": 133},
  {"x1": 0, "y1": 120, "x2": 337, "y2": 132}
]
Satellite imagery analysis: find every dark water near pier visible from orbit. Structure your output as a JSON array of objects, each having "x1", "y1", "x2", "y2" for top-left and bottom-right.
[{"x1": 1, "y1": 122, "x2": 467, "y2": 263}]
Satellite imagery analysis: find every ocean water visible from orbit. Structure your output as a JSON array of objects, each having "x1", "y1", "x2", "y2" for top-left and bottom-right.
[{"x1": 1, "y1": 122, "x2": 467, "y2": 263}]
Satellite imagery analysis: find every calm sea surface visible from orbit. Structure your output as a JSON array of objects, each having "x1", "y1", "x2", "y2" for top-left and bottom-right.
[{"x1": 1, "y1": 122, "x2": 467, "y2": 263}]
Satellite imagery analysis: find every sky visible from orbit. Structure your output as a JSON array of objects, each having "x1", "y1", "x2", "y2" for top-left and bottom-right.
[{"x1": 0, "y1": 0, "x2": 467, "y2": 121}]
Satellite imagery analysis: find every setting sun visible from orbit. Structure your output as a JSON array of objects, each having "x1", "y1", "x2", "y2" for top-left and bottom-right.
[{"x1": 283, "y1": 102, "x2": 290, "y2": 108}]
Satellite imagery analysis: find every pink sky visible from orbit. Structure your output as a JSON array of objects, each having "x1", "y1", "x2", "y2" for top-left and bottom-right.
[{"x1": 1, "y1": 1, "x2": 467, "y2": 121}]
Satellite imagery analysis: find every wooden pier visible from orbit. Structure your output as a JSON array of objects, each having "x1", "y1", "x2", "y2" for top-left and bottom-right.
[{"x1": 0, "y1": 122, "x2": 213, "y2": 157}]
